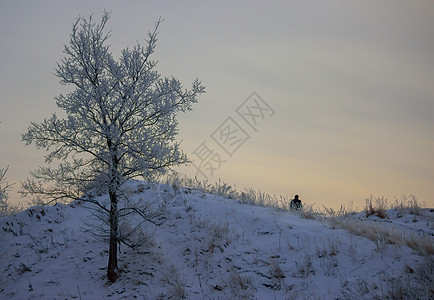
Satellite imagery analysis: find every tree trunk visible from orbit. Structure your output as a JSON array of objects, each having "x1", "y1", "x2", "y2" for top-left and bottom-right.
[
  {"x1": 107, "y1": 141, "x2": 120, "y2": 283},
  {"x1": 107, "y1": 189, "x2": 118, "y2": 282}
]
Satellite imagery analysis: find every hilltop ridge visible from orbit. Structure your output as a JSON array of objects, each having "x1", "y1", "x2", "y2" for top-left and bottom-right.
[{"x1": 1, "y1": 181, "x2": 432, "y2": 299}]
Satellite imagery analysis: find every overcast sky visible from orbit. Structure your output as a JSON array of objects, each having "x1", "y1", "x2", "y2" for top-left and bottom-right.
[{"x1": 1, "y1": 0, "x2": 433, "y2": 209}]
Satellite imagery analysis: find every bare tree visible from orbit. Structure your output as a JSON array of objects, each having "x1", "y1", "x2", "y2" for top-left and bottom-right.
[
  {"x1": 0, "y1": 166, "x2": 13, "y2": 217},
  {"x1": 21, "y1": 11, "x2": 205, "y2": 282}
]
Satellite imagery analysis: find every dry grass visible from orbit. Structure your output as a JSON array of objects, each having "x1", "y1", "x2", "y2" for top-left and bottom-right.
[
  {"x1": 164, "y1": 174, "x2": 292, "y2": 211},
  {"x1": 193, "y1": 216, "x2": 235, "y2": 254},
  {"x1": 294, "y1": 254, "x2": 314, "y2": 278},
  {"x1": 330, "y1": 217, "x2": 434, "y2": 257},
  {"x1": 392, "y1": 194, "x2": 425, "y2": 216},
  {"x1": 341, "y1": 219, "x2": 403, "y2": 244},
  {"x1": 226, "y1": 270, "x2": 255, "y2": 299},
  {"x1": 160, "y1": 263, "x2": 187, "y2": 299},
  {"x1": 269, "y1": 260, "x2": 286, "y2": 279},
  {"x1": 364, "y1": 195, "x2": 389, "y2": 219},
  {"x1": 406, "y1": 234, "x2": 434, "y2": 256}
]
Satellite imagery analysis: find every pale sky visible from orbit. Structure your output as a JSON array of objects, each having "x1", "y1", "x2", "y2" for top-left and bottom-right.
[{"x1": 1, "y1": 0, "x2": 433, "y2": 209}]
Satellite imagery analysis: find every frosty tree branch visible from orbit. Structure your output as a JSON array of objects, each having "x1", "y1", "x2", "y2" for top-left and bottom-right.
[{"x1": 0, "y1": 166, "x2": 14, "y2": 216}]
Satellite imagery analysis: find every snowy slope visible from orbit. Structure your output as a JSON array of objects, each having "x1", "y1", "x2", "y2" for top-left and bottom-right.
[{"x1": 1, "y1": 182, "x2": 432, "y2": 299}]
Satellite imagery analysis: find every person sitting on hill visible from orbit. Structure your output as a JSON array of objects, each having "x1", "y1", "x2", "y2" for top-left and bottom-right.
[{"x1": 290, "y1": 194, "x2": 302, "y2": 210}]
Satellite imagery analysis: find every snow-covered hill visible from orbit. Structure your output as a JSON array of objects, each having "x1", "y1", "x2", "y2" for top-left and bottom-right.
[{"x1": 1, "y1": 182, "x2": 432, "y2": 299}]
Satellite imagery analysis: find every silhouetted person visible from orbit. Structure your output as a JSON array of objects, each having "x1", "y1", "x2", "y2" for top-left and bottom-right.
[{"x1": 290, "y1": 194, "x2": 302, "y2": 210}]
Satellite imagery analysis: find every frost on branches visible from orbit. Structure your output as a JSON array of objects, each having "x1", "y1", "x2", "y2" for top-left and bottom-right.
[
  {"x1": 0, "y1": 166, "x2": 12, "y2": 217},
  {"x1": 21, "y1": 12, "x2": 205, "y2": 282}
]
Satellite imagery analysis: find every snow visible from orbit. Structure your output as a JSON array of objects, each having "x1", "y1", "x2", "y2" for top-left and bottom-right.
[{"x1": 1, "y1": 181, "x2": 433, "y2": 299}]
